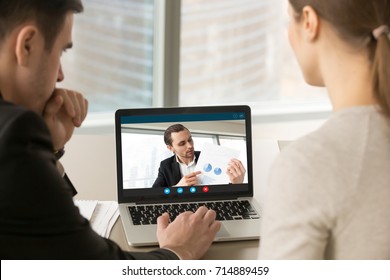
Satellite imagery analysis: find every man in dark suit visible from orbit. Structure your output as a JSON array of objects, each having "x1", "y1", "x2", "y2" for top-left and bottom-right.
[
  {"x1": 152, "y1": 124, "x2": 246, "y2": 188},
  {"x1": 0, "y1": 0, "x2": 220, "y2": 260},
  {"x1": 152, "y1": 150, "x2": 202, "y2": 188}
]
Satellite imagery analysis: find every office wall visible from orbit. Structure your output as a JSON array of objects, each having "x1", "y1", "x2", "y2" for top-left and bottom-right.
[{"x1": 252, "y1": 118, "x2": 325, "y2": 140}]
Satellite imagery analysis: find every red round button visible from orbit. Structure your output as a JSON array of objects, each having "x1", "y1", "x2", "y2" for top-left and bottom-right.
[{"x1": 202, "y1": 186, "x2": 209, "y2": 193}]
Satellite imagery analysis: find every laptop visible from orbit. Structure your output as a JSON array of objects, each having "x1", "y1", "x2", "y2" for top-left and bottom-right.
[{"x1": 115, "y1": 105, "x2": 261, "y2": 246}]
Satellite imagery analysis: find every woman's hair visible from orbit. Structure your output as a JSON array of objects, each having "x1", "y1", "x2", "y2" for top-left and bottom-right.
[
  {"x1": 0, "y1": 0, "x2": 83, "y2": 51},
  {"x1": 289, "y1": 0, "x2": 390, "y2": 118}
]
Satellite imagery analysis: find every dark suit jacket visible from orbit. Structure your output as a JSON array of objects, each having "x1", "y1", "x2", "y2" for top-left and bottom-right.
[
  {"x1": 152, "y1": 151, "x2": 200, "y2": 188},
  {"x1": 0, "y1": 98, "x2": 178, "y2": 260}
]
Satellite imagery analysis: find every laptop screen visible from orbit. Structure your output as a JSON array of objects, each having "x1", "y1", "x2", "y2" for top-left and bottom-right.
[{"x1": 115, "y1": 105, "x2": 253, "y2": 203}]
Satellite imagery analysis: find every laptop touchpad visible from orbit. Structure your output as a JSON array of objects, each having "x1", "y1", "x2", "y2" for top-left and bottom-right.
[{"x1": 216, "y1": 224, "x2": 230, "y2": 238}]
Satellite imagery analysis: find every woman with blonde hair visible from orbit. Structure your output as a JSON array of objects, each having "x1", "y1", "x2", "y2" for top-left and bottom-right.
[{"x1": 259, "y1": 0, "x2": 390, "y2": 259}]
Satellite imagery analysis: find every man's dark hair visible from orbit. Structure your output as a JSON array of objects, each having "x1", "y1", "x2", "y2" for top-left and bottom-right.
[
  {"x1": 0, "y1": 0, "x2": 83, "y2": 50},
  {"x1": 164, "y1": 124, "x2": 189, "y2": 146}
]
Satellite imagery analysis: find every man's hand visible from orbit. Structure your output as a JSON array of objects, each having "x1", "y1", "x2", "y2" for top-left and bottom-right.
[
  {"x1": 157, "y1": 206, "x2": 221, "y2": 259},
  {"x1": 176, "y1": 171, "x2": 201, "y2": 186},
  {"x1": 43, "y1": 89, "x2": 88, "y2": 151},
  {"x1": 227, "y1": 159, "x2": 246, "y2": 184}
]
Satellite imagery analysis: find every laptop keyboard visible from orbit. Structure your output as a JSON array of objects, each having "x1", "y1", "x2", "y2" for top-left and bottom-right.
[{"x1": 128, "y1": 200, "x2": 260, "y2": 225}]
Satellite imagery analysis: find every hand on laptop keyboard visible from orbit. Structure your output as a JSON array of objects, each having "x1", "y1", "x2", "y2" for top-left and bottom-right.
[
  {"x1": 128, "y1": 200, "x2": 260, "y2": 225},
  {"x1": 156, "y1": 206, "x2": 221, "y2": 260}
]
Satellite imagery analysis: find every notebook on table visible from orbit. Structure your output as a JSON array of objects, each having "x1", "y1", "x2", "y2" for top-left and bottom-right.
[{"x1": 115, "y1": 105, "x2": 261, "y2": 246}]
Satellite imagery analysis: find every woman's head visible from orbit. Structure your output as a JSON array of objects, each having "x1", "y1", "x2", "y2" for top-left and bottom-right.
[{"x1": 288, "y1": 0, "x2": 390, "y2": 117}]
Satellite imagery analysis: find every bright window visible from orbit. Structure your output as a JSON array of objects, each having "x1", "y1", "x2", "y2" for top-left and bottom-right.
[
  {"x1": 179, "y1": 0, "x2": 328, "y2": 110},
  {"x1": 61, "y1": 0, "x2": 155, "y2": 112},
  {"x1": 61, "y1": 0, "x2": 330, "y2": 117}
]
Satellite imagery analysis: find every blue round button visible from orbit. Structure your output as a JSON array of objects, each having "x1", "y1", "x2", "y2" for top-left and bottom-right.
[
  {"x1": 177, "y1": 187, "x2": 184, "y2": 194},
  {"x1": 164, "y1": 188, "x2": 170, "y2": 195},
  {"x1": 190, "y1": 187, "x2": 196, "y2": 193}
]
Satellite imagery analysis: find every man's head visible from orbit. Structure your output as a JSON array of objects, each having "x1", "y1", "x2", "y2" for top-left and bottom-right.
[
  {"x1": 164, "y1": 124, "x2": 195, "y2": 164},
  {"x1": 0, "y1": 0, "x2": 83, "y2": 50},
  {"x1": 0, "y1": 0, "x2": 83, "y2": 113}
]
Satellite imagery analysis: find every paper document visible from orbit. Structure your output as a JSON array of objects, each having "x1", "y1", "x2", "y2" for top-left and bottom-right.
[
  {"x1": 90, "y1": 201, "x2": 120, "y2": 238},
  {"x1": 74, "y1": 200, "x2": 119, "y2": 238},
  {"x1": 195, "y1": 142, "x2": 240, "y2": 185},
  {"x1": 74, "y1": 200, "x2": 98, "y2": 220}
]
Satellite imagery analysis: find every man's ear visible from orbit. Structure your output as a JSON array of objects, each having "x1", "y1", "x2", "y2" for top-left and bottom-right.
[
  {"x1": 15, "y1": 25, "x2": 39, "y2": 66},
  {"x1": 167, "y1": 145, "x2": 174, "y2": 153},
  {"x1": 301, "y1": 6, "x2": 320, "y2": 41}
]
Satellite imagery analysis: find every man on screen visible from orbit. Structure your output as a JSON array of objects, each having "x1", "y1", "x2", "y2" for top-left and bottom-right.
[{"x1": 152, "y1": 124, "x2": 246, "y2": 188}]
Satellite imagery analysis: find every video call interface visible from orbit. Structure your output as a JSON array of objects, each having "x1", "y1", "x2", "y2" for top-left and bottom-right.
[{"x1": 118, "y1": 111, "x2": 251, "y2": 198}]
